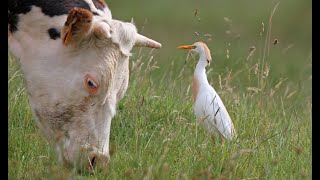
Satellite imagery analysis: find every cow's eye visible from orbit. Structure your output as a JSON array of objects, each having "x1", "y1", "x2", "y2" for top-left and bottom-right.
[
  {"x1": 84, "y1": 74, "x2": 99, "y2": 95},
  {"x1": 87, "y1": 79, "x2": 97, "y2": 88}
]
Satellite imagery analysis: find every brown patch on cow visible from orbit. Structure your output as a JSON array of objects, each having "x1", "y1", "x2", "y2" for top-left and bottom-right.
[
  {"x1": 64, "y1": 8, "x2": 93, "y2": 26},
  {"x1": 192, "y1": 76, "x2": 200, "y2": 102},
  {"x1": 77, "y1": 96, "x2": 91, "y2": 112},
  {"x1": 92, "y1": 0, "x2": 106, "y2": 10},
  {"x1": 34, "y1": 96, "x2": 93, "y2": 130},
  {"x1": 62, "y1": 7, "x2": 93, "y2": 46}
]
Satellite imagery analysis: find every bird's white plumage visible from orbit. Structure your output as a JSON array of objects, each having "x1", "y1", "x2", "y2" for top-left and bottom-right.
[
  {"x1": 194, "y1": 83, "x2": 235, "y2": 139},
  {"x1": 177, "y1": 41, "x2": 236, "y2": 140}
]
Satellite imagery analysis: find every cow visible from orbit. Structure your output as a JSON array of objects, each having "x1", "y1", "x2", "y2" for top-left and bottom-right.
[{"x1": 8, "y1": 0, "x2": 161, "y2": 171}]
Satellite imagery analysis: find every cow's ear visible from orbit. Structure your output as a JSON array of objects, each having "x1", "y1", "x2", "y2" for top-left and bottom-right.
[{"x1": 61, "y1": 8, "x2": 93, "y2": 46}]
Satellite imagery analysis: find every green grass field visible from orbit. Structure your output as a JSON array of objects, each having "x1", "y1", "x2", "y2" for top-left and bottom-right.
[{"x1": 8, "y1": 0, "x2": 311, "y2": 179}]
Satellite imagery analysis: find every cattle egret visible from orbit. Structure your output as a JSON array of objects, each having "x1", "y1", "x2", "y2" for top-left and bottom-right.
[{"x1": 177, "y1": 42, "x2": 236, "y2": 140}]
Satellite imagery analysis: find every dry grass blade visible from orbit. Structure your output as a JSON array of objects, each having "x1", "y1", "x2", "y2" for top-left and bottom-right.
[{"x1": 230, "y1": 149, "x2": 257, "y2": 160}]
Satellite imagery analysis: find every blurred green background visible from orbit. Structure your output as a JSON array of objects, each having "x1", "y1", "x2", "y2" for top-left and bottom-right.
[{"x1": 107, "y1": 0, "x2": 311, "y2": 83}]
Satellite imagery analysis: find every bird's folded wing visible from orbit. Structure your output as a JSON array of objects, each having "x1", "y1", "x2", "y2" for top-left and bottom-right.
[{"x1": 204, "y1": 92, "x2": 236, "y2": 140}]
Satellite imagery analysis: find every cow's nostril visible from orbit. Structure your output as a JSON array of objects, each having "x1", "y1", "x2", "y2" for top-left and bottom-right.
[
  {"x1": 84, "y1": 153, "x2": 109, "y2": 172},
  {"x1": 89, "y1": 156, "x2": 96, "y2": 169}
]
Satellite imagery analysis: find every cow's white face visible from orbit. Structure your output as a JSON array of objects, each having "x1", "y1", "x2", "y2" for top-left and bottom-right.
[{"x1": 8, "y1": 0, "x2": 161, "y2": 171}]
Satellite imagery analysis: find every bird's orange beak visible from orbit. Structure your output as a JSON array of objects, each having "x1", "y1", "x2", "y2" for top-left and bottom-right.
[{"x1": 176, "y1": 45, "x2": 196, "y2": 49}]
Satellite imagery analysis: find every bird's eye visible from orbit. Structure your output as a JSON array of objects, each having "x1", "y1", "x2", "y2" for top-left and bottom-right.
[
  {"x1": 207, "y1": 59, "x2": 210, "y2": 64},
  {"x1": 84, "y1": 74, "x2": 99, "y2": 95}
]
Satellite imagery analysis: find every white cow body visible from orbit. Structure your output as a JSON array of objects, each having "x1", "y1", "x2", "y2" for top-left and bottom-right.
[{"x1": 8, "y1": 0, "x2": 161, "y2": 170}]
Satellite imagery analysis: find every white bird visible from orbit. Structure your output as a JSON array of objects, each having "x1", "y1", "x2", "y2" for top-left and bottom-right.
[{"x1": 177, "y1": 41, "x2": 236, "y2": 140}]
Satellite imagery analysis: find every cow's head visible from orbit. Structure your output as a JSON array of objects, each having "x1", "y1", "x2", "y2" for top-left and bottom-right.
[{"x1": 10, "y1": 5, "x2": 161, "y2": 171}]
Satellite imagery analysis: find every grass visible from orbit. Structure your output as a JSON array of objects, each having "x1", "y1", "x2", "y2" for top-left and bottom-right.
[{"x1": 8, "y1": 0, "x2": 311, "y2": 179}]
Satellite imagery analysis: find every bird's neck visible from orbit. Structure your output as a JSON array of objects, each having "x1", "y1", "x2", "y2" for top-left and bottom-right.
[{"x1": 194, "y1": 58, "x2": 209, "y2": 86}]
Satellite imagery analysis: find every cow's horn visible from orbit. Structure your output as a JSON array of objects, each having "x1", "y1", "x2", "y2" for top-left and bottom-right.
[{"x1": 135, "y1": 34, "x2": 162, "y2": 49}]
